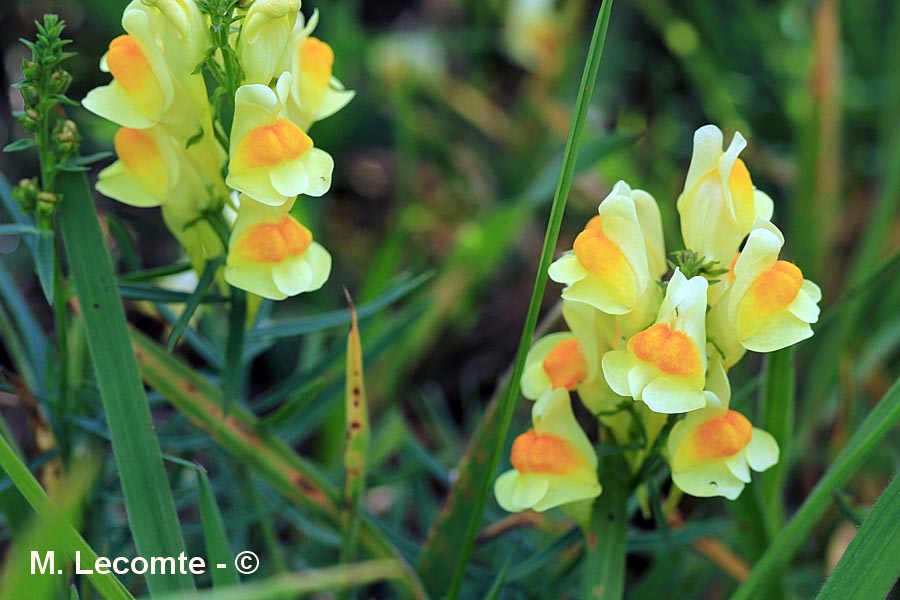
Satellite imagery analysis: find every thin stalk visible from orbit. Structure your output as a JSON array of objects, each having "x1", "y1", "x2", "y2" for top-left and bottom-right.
[
  {"x1": 444, "y1": 2, "x2": 616, "y2": 597},
  {"x1": 581, "y1": 454, "x2": 629, "y2": 600}
]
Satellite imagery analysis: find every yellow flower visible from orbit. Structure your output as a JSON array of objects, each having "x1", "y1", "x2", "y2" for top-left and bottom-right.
[
  {"x1": 224, "y1": 196, "x2": 331, "y2": 300},
  {"x1": 138, "y1": 0, "x2": 210, "y2": 76},
  {"x1": 521, "y1": 301, "x2": 625, "y2": 413},
  {"x1": 677, "y1": 125, "x2": 774, "y2": 267},
  {"x1": 286, "y1": 12, "x2": 355, "y2": 130},
  {"x1": 494, "y1": 389, "x2": 601, "y2": 513},
  {"x1": 548, "y1": 181, "x2": 654, "y2": 315},
  {"x1": 667, "y1": 377, "x2": 778, "y2": 500},
  {"x1": 238, "y1": 0, "x2": 300, "y2": 85},
  {"x1": 602, "y1": 269, "x2": 709, "y2": 413},
  {"x1": 83, "y1": 7, "x2": 175, "y2": 128},
  {"x1": 96, "y1": 126, "x2": 183, "y2": 207},
  {"x1": 227, "y1": 73, "x2": 334, "y2": 206},
  {"x1": 708, "y1": 222, "x2": 821, "y2": 366},
  {"x1": 502, "y1": 0, "x2": 564, "y2": 76}
]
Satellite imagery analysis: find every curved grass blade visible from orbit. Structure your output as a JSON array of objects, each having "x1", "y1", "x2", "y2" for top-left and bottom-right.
[
  {"x1": 340, "y1": 294, "x2": 370, "y2": 564},
  {"x1": 730, "y1": 377, "x2": 900, "y2": 600},
  {"x1": 815, "y1": 471, "x2": 900, "y2": 600},
  {"x1": 418, "y1": 2, "x2": 617, "y2": 596},
  {"x1": 118, "y1": 281, "x2": 227, "y2": 304},
  {"x1": 261, "y1": 377, "x2": 326, "y2": 426},
  {"x1": 167, "y1": 256, "x2": 225, "y2": 351},
  {"x1": 130, "y1": 329, "x2": 428, "y2": 599},
  {"x1": 56, "y1": 170, "x2": 193, "y2": 595},
  {"x1": 0, "y1": 434, "x2": 134, "y2": 600},
  {"x1": 222, "y1": 287, "x2": 247, "y2": 414}
]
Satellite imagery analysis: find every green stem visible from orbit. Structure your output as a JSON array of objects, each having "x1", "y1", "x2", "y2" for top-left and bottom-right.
[
  {"x1": 443, "y1": 2, "x2": 616, "y2": 597},
  {"x1": 581, "y1": 454, "x2": 629, "y2": 600},
  {"x1": 51, "y1": 240, "x2": 70, "y2": 454}
]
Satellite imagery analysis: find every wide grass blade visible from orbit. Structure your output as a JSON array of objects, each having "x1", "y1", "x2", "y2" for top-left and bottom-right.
[
  {"x1": 418, "y1": 2, "x2": 616, "y2": 597},
  {"x1": 341, "y1": 294, "x2": 370, "y2": 563},
  {"x1": 130, "y1": 329, "x2": 428, "y2": 599},
  {"x1": 150, "y1": 560, "x2": 406, "y2": 600},
  {"x1": 759, "y1": 348, "x2": 795, "y2": 536},
  {"x1": 56, "y1": 170, "x2": 193, "y2": 595},
  {"x1": 730, "y1": 377, "x2": 900, "y2": 600},
  {"x1": 815, "y1": 471, "x2": 900, "y2": 599},
  {"x1": 0, "y1": 434, "x2": 134, "y2": 600}
]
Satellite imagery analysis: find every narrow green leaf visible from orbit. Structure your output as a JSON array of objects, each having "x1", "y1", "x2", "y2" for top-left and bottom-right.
[
  {"x1": 56, "y1": 169, "x2": 194, "y2": 595},
  {"x1": 420, "y1": 2, "x2": 617, "y2": 597},
  {"x1": 119, "y1": 262, "x2": 193, "y2": 282},
  {"x1": 0, "y1": 435, "x2": 134, "y2": 600},
  {"x1": 815, "y1": 472, "x2": 900, "y2": 599},
  {"x1": 198, "y1": 469, "x2": 240, "y2": 588},
  {"x1": 248, "y1": 272, "x2": 432, "y2": 342},
  {"x1": 3, "y1": 138, "x2": 37, "y2": 152},
  {"x1": 0, "y1": 223, "x2": 40, "y2": 236},
  {"x1": 261, "y1": 377, "x2": 326, "y2": 426},
  {"x1": 341, "y1": 294, "x2": 370, "y2": 564},
  {"x1": 34, "y1": 229, "x2": 55, "y2": 304},
  {"x1": 581, "y1": 454, "x2": 629, "y2": 600},
  {"x1": 730, "y1": 378, "x2": 900, "y2": 600},
  {"x1": 759, "y1": 348, "x2": 795, "y2": 536},
  {"x1": 118, "y1": 281, "x2": 227, "y2": 303},
  {"x1": 166, "y1": 256, "x2": 225, "y2": 351},
  {"x1": 222, "y1": 286, "x2": 247, "y2": 414},
  {"x1": 151, "y1": 560, "x2": 406, "y2": 600}
]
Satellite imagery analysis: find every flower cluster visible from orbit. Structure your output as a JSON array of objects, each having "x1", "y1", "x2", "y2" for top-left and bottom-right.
[
  {"x1": 496, "y1": 125, "x2": 821, "y2": 513},
  {"x1": 83, "y1": 0, "x2": 353, "y2": 300}
]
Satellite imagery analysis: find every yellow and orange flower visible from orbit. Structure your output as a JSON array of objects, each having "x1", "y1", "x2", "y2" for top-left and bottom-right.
[
  {"x1": 286, "y1": 12, "x2": 355, "y2": 130},
  {"x1": 494, "y1": 389, "x2": 601, "y2": 513},
  {"x1": 548, "y1": 181, "x2": 654, "y2": 315},
  {"x1": 83, "y1": 7, "x2": 175, "y2": 128},
  {"x1": 707, "y1": 222, "x2": 821, "y2": 366},
  {"x1": 224, "y1": 196, "x2": 331, "y2": 300},
  {"x1": 96, "y1": 126, "x2": 183, "y2": 207},
  {"x1": 677, "y1": 125, "x2": 774, "y2": 267},
  {"x1": 227, "y1": 73, "x2": 334, "y2": 206},
  {"x1": 667, "y1": 376, "x2": 778, "y2": 500},
  {"x1": 602, "y1": 269, "x2": 709, "y2": 414}
]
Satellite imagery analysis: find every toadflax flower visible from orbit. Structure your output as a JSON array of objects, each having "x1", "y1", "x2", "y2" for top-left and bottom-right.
[
  {"x1": 224, "y1": 196, "x2": 331, "y2": 300},
  {"x1": 667, "y1": 363, "x2": 778, "y2": 500},
  {"x1": 83, "y1": 6, "x2": 176, "y2": 129},
  {"x1": 227, "y1": 72, "x2": 334, "y2": 206},
  {"x1": 548, "y1": 181, "x2": 655, "y2": 315},
  {"x1": 96, "y1": 126, "x2": 183, "y2": 207},
  {"x1": 602, "y1": 268, "x2": 709, "y2": 414},
  {"x1": 495, "y1": 388, "x2": 601, "y2": 512},
  {"x1": 286, "y1": 11, "x2": 356, "y2": 130},
  {"x1": 677, "y1": 124, "x2": 774, "y2": 267},
  {"x1": 707, "y1": 222, "x2": 821, "y2": 366},
  {"x1": 237, "y1": 0, "x2": 300, "y2": 85}
]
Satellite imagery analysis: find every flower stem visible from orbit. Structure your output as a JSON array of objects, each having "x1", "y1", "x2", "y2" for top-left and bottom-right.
[
  {"x1": 581, "y1": 453, "x2": 629, "y2": 600},
  {"x1": 442, "y1": 1, "x2": 616, "y2": 597}
]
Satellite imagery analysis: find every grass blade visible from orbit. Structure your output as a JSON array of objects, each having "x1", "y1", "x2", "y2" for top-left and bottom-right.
[
  {"x1": 222, "y1": 287, "x2": 247, "y2": 414},
  {"x1": 340, "y1": 294, "x2": 370, "y2": 563},
  {"x1": 730, "y1": 377, "x2": 900, "y2": 600},
  {"x1": 0, "y1": 434, "x2": 134, "y2": 600},
  {"x1": 759, "y1": 348, "x2": 795, "y2": 536},
  {"x1": 815, "y1": 471, "x2": 900, "y2": 599},
  {"x1": 419, "y1": 2, "x2": 617, "y2": 597},
  {"x1": 198, "y1": 468, "x2": 240, "y2": 588},
  {"x1": 56, "y1": 170, "x2": 193, "y2": 595},
  {"x1": 166, "y1": 256, "x2": 225, "y2": 352},
  {"x1": 261, "y1": 377, "x2": 326, "y2": 426}
]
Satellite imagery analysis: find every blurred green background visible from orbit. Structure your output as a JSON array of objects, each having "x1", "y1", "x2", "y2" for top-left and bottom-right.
[{"x1": 1, "y1": 0, "x2": 898, "y2": 598}]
